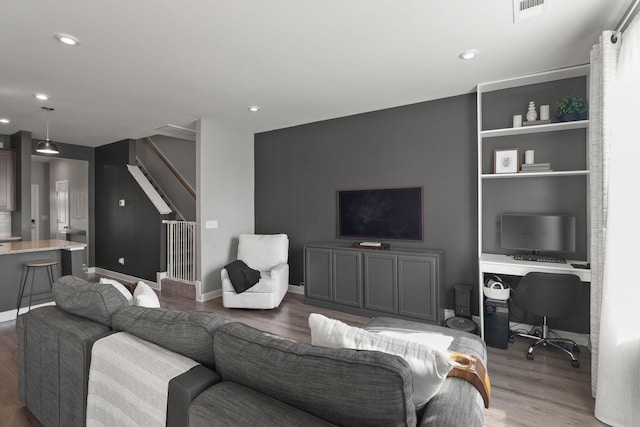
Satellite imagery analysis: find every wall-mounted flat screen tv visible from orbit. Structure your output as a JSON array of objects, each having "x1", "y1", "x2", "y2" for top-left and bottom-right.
[{"x1": 337, "y1": 186, "x2": 423, "y2": 241}]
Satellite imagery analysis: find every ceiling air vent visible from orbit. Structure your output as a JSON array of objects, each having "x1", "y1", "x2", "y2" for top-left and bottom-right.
[
  {"x1": 154, "y1": 124, "x2": 196, "y2": 141},
  {"x1": 513, "y1": 0, "x2": 545, "y2": 23}
]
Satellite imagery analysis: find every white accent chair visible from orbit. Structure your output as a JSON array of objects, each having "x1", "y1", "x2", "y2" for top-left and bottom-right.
[{"x1": 221, "y1": 234, "x2": 290, "y2": 309}]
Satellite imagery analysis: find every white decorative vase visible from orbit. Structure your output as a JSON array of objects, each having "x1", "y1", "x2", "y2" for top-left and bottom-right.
[{"x1": 526, "y1": 101, "x2": 537, "y2": 122}]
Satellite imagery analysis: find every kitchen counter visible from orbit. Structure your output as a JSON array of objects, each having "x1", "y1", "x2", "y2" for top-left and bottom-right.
[
  {"x1": 0, "y1": 240, "x2": 87, "y2": 320},
  {"x1": 0, "y1": 239, "x2": 85, "y2": 255}
]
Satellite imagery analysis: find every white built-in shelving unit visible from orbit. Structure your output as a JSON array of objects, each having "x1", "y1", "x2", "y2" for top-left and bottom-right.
[{"x1": 476, "y1": 64, "x2": 591, "y2": 339}]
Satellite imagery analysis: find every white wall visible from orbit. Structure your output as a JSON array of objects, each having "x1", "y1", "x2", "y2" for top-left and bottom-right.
[{"x1": 196, "y1": 119, "x2": 254, "y2": 298}]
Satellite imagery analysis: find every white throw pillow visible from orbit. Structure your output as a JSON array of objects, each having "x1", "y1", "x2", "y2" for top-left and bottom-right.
[
  {"x1": 133, "y1": 281, "x2": 161, "y2": 308},
  {"x1": 308, "y1": 313, "x2": 454, "y2": 407},
  {"x1": 99, "y1": 277, "x2": 133, "y2": 305}
]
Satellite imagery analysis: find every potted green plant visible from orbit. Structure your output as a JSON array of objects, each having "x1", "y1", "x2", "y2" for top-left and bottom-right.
[{"x1": 554, "y1": 95, "x2": 588, "y2": 121}]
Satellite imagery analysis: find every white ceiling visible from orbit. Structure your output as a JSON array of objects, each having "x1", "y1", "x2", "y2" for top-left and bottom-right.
[{"x1": 0, "y1": 0, "x2": 631, "y2": 147}]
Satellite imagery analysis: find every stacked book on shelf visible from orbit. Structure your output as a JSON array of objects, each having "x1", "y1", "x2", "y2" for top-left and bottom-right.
[
  {"x1": 521, "y1": 163, "x2": 552, "y2": 173},
  {"x1": 522, "y1": 119, "x2": 551, "y2": 126}
]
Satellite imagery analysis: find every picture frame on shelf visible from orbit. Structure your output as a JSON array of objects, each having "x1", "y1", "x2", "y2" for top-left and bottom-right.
[{"x1": 494, "y1": 148, "x2": 519, "y2": 174}]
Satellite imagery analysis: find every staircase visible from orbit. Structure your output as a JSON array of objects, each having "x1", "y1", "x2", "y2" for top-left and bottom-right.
[
  {"x1": 136, "y1": 162, "x2": 181, "y2": 220},
  {"x1": 133, "y1": 136, "x2": 198, "y2": 297},
  {"x1": 136, "y1": 136, "x2": 196, "y2": 221}
]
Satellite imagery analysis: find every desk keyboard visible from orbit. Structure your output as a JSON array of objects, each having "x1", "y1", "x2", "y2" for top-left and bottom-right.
[{"x1": 512, "y1": 254, "x2": 566, "y2": 263}]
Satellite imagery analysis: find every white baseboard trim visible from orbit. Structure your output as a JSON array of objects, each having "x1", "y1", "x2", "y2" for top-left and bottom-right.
[
  {"x1": 0, "y1": 301, "x2": 56, "y2": 324},
  {"x1": 288, "y1": 284, "x2": 304, "y2": 295},
  {"x1": 92, "y1": 267, "x2": 158, "y2": 290},
  {"x1": 444, "y1": 309, "x2": 589, "y2": 347},
  {"x1": 156, "y1": 271, "x2": 168, "y2": 289},
  {"x1": 198, "y1": 289, "x2": 221, "y2": 302}
]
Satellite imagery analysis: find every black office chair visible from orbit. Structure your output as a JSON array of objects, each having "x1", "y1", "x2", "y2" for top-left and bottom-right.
[{"x1": 510, "y1": 272, "x2": 582, "y2": 368}]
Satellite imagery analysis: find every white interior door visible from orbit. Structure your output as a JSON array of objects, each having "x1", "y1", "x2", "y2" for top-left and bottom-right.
[
  {"x1": 31, "y1": 184, "x2": 39, "y2": 240},
  {"x1": 55, "y1": 180, "x2": 69, "y2": 238}
]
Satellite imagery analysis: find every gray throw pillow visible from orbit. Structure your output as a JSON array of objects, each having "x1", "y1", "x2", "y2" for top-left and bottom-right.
[
  {"x1": 111, "y1": 306, "x2": 230, "y2": 369},
  {"x1": 53, "y1": 275, "x2": 129, "y2": 327}
]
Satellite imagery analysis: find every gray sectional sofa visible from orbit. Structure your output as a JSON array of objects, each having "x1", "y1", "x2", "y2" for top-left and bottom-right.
[{"x1": 17, "y1": 276, "x2": 487, "y2": 427}]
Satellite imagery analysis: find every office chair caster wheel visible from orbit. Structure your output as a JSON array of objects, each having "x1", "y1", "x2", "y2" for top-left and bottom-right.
[
  {"x1": 571, "y1": 360, "x2": 580, "y2": 368},
  {"x1": 573, "y1": 345, "x2": 580, "y2": 354},
  {"x1": 526, "y1": 353, "x2": 534, "y2": 360}
]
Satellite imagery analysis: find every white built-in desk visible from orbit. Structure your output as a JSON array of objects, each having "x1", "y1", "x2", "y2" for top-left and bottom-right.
[
  {"x1": 478, "y1": 253, "x2": 591, "y2": 339},
  {"x1": 480, "y1": 253, "x2": 591, "y2": 282}
]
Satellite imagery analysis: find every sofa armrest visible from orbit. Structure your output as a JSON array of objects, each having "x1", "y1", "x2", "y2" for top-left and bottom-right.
[
  {"x1": 270, "y1": 263, "x2": 289, "y2": 284},
  {"x1": 17, "y1": 306, "x2": 113, "y2": 427},
  {"x1": 167, "y1": 365, "x2": 221, "y2": 427}
]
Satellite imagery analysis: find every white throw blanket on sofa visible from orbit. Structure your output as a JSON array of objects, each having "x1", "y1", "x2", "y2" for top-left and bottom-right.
[{"x1": 86, "y1": 332, "x2": 199, "y2": 427}]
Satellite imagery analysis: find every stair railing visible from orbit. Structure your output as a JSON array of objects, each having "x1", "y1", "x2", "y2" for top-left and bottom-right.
[{"x1": 143, "y1": 136, "x2": 196, "y2": 199}]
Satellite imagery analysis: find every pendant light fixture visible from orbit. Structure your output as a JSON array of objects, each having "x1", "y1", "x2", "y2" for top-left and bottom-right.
[{"x1": 36, "y1": 106, "x2": 59, "y2": 154}]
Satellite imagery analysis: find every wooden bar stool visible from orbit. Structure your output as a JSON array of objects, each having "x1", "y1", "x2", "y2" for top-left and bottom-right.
[{"x1": 16, "y1": 260, "x2": 60, "y2": 318}]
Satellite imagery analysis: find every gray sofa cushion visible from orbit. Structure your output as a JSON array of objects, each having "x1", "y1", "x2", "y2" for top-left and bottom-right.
[
  {"x1": 190, "y1": 382, "x2": 335, "y2": 427},
  {"x1": 213, "y1": 322, "x2": 417, "y2": 427},
  {"x1": 363, "y1": 317, "x2": 486, "y2": 427},
  {"x1": 111, "y1": 306, "x2": 229, "y2": 369},
  {"x1": 17, "y1": 306, "x2": 113, "y2": 427},
  {"x1": 53, "y1": 275, "x2": 128, "y2": 327}
]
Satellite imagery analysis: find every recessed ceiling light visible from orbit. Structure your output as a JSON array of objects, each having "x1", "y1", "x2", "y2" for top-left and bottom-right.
[
  {"x1": 55, "y1": 33, "x2": 80, "y2": 46},
  {"x1": 248, "y1": 106, "x2": 260, "y2": 112},
  {"x1": 0, "y1": 118, "x2": 10, "y2": 124},
  {"x1": 459, "y1": 50, "x2": 478, "y2": 60},
  {"x1": 34, "y1": 93, "x2": 49, "y2": 101}
]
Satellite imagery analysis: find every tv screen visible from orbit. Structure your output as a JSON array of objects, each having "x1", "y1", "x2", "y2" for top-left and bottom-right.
[
  {"x1": 500, "y1": 214, "x2": 576, "y2": 253},
  {"x1": 338, "y1": 187, "x2": 423, "y2": 241}
]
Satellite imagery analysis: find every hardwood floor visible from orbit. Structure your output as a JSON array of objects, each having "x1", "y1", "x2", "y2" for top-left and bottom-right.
[{"x1": 1, "y1": 290, "x2": 604, "y2": 427}]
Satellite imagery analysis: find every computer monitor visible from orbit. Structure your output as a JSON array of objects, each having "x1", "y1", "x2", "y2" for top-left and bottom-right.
[{"x1": 500, "y1": 214, "x2": 576, "y2": 253}]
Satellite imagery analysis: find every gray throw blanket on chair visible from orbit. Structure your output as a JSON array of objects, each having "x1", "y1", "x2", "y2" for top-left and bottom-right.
[{"x1": 225, "y1": 260, "x2": 261, "y2": 293}]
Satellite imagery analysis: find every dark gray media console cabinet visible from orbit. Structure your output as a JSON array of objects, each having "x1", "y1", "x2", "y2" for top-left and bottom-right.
[{"x1": 304, "y1": 244, "x2": 443, "y2": 324}]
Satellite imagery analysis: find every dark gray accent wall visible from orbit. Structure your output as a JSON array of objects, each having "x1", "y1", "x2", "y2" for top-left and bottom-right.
[
  {"x1": 95, "y1": 139, "x2": 164, "y2": 281},
  {"x1": 255, "y1": 94, "x2": 478, "y2": 313}
]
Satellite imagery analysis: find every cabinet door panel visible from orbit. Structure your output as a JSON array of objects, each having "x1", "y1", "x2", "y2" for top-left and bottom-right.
[
  {"x1": 0, "y1": 150, "x2": 16, "y2": 211},
  {"x1": 398, "y1": 255, "x2": 438, "y2": 322},
  {"x1": 305, "y1": 247, "x2": 332, "y2": 301},
  {"x1": 364, "y1": 253, "x2": 397, "y2": 313},
  {"x1": 332, "y1": 250, "x2": 362, "y2": 307}
]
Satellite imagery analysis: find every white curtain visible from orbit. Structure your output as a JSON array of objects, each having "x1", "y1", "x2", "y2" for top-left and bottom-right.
[
  {"x1": 589, "y1": 29, "x2": 619, "y2": 398},
  {"x1": 591, "y1": 15, "x2": 640, "y2": 427}
]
